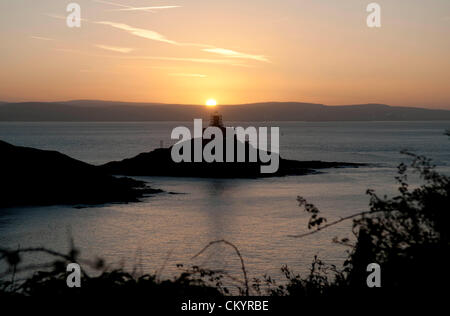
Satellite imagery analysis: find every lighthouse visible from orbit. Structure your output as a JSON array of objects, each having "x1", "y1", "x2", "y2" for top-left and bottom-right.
[{"x1": 209, "y1": 111, "x2": 223, "y2": 128}]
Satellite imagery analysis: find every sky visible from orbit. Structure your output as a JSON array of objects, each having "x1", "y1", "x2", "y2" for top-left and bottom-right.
[{"x1": 0, "y1": 0, "x2": 449, "y2": 108}]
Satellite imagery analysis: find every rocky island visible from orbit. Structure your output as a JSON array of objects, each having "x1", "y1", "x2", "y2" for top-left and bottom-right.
[
  {"x1": 100, "y1": 113, "x2": 365, "y2": 178},
  {"x1": 100, "y1": 145, "x2": 364, "y2": 178}
]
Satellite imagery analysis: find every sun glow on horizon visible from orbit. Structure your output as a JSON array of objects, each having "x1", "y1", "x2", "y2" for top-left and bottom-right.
[
  {"x1": 206, "y1": 99, "x2": 217, "y2": 107},
  {"x1": 1, "y1": 2, "x2": 449, "y2": 108}
]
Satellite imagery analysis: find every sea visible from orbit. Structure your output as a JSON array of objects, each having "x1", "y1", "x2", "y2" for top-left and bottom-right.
[{"x1": 0, "y1": 121, "x2": 449, "y2": 286}]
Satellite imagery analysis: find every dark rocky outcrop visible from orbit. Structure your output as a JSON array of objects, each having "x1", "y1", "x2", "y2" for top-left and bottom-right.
[
  {"x1": 0, "y1": 140, "x2": 162, "y2": 208},
  {"x1": 100, "y1": 138, "x2": 364, "y2": 178}
]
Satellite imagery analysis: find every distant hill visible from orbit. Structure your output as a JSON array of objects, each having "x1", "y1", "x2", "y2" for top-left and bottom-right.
[
  {"x1": 0, "y1": 101, "x2": 449, "y2": 121},
  {"x1": 59, "y1": 100, "x2": 170, "y2": 107}
]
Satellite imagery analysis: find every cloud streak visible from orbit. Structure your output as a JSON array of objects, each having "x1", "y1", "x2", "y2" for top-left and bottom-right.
[
  {"x1": 93, "y1": 0, "x2": 180, "y2": 13},
  {"x1": 47, "y1": 3, "x2": 269, "y2": 64},
  {"x1": 96, "y1": 21, "x2": 270, "y2": 63},
  {"x1": 95, "y1": 44, "x2": 134, "y2": 53},
  {"x1": 54, "y1": 48, "x2": 248, "y2": 66},
  {"x1": 113, "y1": 6, "x2": 181, "y2": 12},
  {"x1": 96, "y1": 21, "x2": 177, "y2": 44},
  {"x1": 31, "y1": 36, "x2": 54, "y2": 41},
  {"x1": 202, "y1": 48, "x2": 270, "y2": 63}
]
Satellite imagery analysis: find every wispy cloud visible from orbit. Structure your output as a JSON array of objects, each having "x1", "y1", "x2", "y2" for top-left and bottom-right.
[
  {"x1": 54, "y1": 48, "x2": 248, "y2": 66},
  {"x1": 95, "y1": 44, "x2": 134, "y2": 53},
  {"x1": 169, "y1": 73, "x2": 207, "y2": 78},
  {"x1": 113, "y1": 6, "x2": 181, "y2": 12},
  {"x1": 96, "y1": 21, "x2": 177, "y2": 44},
  {"x1": 96, "y1": 21, "x2": 270, "y2": 63},
  {"x1": 93, "y1": 0, "x2": 131, "y2": 9},
  {"x1": 96, "y1": 21, "x2": 206, "y2": 47},
  {"x1": 46, "y1": 3, "x2": 269, "y2": 64},
  {"x1": 202, "y1": 48, "x2": 270, "y2": 63},
  {"x1": 94, "y1": 0, "x2": 180, "y2": 13},
  {"x1": 123, "y1": 56, "x2": 243, "y2": 65},
  {"x1": 31, "y1": 36, "x2": 54, "y2": 41}
]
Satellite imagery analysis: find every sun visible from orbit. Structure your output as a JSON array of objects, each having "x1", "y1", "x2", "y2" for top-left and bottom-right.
[{"x1": 206, "y1": 99, "x2": 217, "y2": 107}]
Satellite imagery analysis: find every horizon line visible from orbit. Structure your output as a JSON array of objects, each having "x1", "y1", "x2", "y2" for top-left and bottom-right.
[{"x1": 1, "y1": 99, "x2": 450, "y2": 110}]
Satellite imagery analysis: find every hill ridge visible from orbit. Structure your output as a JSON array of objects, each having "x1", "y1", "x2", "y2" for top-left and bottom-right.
[{"x1": 1, "y1": 101, "x2": 449, "y2": 121}]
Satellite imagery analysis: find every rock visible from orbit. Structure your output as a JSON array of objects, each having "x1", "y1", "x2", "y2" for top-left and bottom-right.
[
  {"x1": 0, "y1": 140, "x2": 162, "y2": 208},
  {"x1": 100, "y1": 140, "x2": 365, "y2": 178}
]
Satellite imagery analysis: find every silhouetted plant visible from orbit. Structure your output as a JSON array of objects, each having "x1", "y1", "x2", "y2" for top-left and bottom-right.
[
  {"x1": 292, "y1": 151, "x2": 450, "y2": 291},
  {"x1": 0, "y1": 245, "x2": 225, "y2": 298}
]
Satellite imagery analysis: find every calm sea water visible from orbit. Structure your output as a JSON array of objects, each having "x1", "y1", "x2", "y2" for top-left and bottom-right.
[{"x1": 0, "y1": 121, "x2": 449, "y2": 284}]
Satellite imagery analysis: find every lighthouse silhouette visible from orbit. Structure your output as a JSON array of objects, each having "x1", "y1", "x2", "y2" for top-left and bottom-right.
[{"x1": 209, "y1": 111, "x2": 223, "y2": 128}]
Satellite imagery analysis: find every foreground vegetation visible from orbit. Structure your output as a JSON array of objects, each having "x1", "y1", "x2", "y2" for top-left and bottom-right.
[{"x1": 0, "y1": 152, "x2": 448, "y2": 298}]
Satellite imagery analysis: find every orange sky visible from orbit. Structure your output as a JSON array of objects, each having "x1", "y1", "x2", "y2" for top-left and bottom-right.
[{"x1": 0, "y1": 0, "x2": 449, "y2": 108}]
